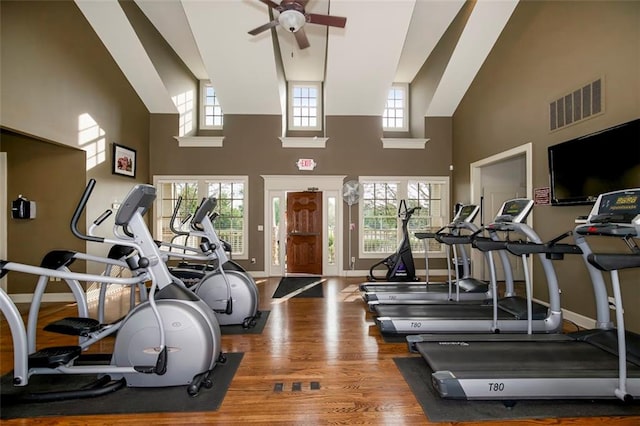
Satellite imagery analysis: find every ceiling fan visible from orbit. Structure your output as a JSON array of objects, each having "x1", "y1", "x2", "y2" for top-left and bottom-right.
[{"x1": 248, "y1": 0, "x2": 347, "y2": 50}]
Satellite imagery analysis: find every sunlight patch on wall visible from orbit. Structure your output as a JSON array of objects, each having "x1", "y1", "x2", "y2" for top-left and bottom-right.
[
  {"x1": 172, "y1": 90, "x2": 194, "y2": 136},
  {"x1": 78, "y1": 113, "x2": 106, "y2": 171}
]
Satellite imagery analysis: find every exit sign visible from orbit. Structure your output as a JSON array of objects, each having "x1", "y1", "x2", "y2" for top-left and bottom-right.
[{"x1": 297, "y1": 158, "x2": 317, "y2": 171}]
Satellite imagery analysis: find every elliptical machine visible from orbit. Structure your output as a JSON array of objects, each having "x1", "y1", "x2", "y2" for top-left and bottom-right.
[
  {"x1": 0, "y1": 180, "x2": 223, "y2": 401},
  {"x1": 162, "y1": 196, "x2": 260, "y2": 328},
  {"x1": 368, "y1": 200, "x2": 421, "y2": 282}
]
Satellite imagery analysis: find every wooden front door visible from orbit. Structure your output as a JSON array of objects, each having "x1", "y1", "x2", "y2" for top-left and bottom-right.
[{"x1": 286, "y1": 191, "x2": 322, "y2": 275}]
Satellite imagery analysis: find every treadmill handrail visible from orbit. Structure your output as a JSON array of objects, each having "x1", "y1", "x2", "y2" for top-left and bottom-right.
[
  {"x1": 471, "y1": 236, "x2": 508, "y2": 252},
  {"x1": 505, "y1": 241, "x2": 583, "y2": 257},
  {"x1": 587, "y1": 253, "x2": 640, "y2": 272}
]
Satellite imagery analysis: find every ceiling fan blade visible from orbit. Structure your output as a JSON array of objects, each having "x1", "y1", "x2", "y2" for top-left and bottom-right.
[
  {"x1": 258, "y1": 0, "x2": 281, "y2": 9},
  {"x1": 248, "y1": 19, "x2": 280, "y2": 35},
  {"x1": 306, "y1": 13, "x2": 347, "y2": 28},
  {"x1": 294, "y1": 27, "x2": 310, "y2": 49}
]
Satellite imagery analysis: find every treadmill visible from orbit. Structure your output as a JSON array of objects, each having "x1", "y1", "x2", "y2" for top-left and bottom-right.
[
  {"x1": 409, "y1": 188, "x2": 640, "y2": 401},
  {"x1": 361, "y1": 205, "x2": 515, "y2": 303},
  {"x1": 373, "y1": 198, "x2": 563, "y2": 335}
]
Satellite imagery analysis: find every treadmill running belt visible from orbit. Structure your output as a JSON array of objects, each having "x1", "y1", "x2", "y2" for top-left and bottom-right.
[
  {"x1": 416, "y1": 340, "x2": 640, "y2": 376},
  {"x1": 373, "y1": 304, "x2": 514, "y2": 320}
]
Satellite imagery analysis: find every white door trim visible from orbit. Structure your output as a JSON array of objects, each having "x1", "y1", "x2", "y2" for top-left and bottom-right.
[
  {"x1": 0, "y1": 153, "x2": 7, "y2": 292},
  {"x1": 262, "y1": 175, "x2": 346, "y2": 277},
  {"x1": 470, "y1": 143, "x2": 533, "y2": 282},
  {"x1": 470, "y1": 143, "x2": 533, "y2": 204}
]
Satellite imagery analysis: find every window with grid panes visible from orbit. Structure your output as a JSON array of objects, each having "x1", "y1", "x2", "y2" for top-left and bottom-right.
[
  {"x1": 288, "y1": 82, "x2": 321, "y2": 131},
  {"x1": 154, "y1": 177, "x2": 248, "y2": 258},
  {"x1": 200, "y1": 81, "x2": 223, "y2": 130},
  {"x1": 360, "y1": 177, "x2": 448, "y2": 258},
  {"x1": 382, "y1": 84, "x2": 408, "y2": 131},
  {"x1": 207, "y1": 181, "x2": 245, "y2": 256},
  {"x1": 158, "y1": 181, "x2": 200, "y2": 252}
]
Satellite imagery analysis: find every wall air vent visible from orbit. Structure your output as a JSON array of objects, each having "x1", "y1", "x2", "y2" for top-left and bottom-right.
[{"x1": 549, "y1": 78, "x2": 603, "y2": 131}]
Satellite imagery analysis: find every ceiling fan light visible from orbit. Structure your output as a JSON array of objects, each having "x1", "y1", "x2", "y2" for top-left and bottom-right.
[{"x1": 278, "y1": 10, "x2": 305, "y2": 33}]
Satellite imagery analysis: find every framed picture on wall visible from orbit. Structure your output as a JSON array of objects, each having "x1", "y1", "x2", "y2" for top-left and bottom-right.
[{"x1": 112, "y1": 143, "x2": 136, "y2": 178}]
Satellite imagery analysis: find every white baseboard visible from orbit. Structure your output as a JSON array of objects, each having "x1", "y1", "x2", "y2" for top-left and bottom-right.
[
  {"x1": 532, "y1": 297, "x2": 595, "y2": 330},
  {"x1": 9, "y1": 293, "x2": 77, "y2": 304},
  {"x1": 561, "y1": 307, "x2": 596, "y2": 330}
]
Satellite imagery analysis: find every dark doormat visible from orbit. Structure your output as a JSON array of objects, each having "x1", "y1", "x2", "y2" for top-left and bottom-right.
[
  {"x1": 221, "y1": 310, "x2": 270, "y2": 334},
  {"x1": 272, "y1": 276, "x2": 324, "y2": 298},
  {"x1": 394, "y1": 356, "x2": 640, "y2": 423},
  {"x1": 1, "y1": 352, "x2": 244, "y2": 420}
]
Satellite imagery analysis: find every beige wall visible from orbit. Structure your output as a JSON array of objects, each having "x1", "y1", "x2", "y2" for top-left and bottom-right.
[
  {"x1": 452, "y1": 0, "x2": 640, "y2": 332},
  {"x1": 150, "y1": 114, "x2": 453, "y2": 271},
  {"x1": 1, "y1": 130, "x2": 86, "y2": 294},
  {"x1": 1, "y1": 1, "x2": 453, "y2": 279},
  {"x1": 1, "y1": 0, "x2": 153, "y2": 276}
]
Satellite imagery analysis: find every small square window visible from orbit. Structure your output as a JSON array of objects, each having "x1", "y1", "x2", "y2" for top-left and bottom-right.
[
  {"x1": 200, "y1": 81, "x2": 223, "y2": 130},
  {"x1": 383, "y1": 84, "x2": 408, "y2": 132},
  {"x1": 288, "y1": 82, "x2": 322, "y2": 131}
]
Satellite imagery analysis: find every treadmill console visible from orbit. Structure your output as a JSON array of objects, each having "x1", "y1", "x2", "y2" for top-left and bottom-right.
[
  {"x1": 487, "y1": 198, "x2": 534, "y2": 232},
  {"x1": 452, "y1": 204, "x2": 479, "y2": 224},
  {"x1": 576, "y1": 188, "x2": 640, "y2": 237}
]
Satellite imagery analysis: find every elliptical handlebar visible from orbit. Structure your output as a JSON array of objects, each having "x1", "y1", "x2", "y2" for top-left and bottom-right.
[
  {"x1": 406, "y1": 206, "x2": 421, "y2": 216},
  {"x1": 170, "y1": 196, "x2": 191, "y2": 236},
  {"x1": 93, "y1": 210, "x2": 113, "y2": 227},
  {"x1": 397, "y1": 199, "x2": 421, "y2": 221},
  {"x1": 71, "y1": 179, "x2": 104, "y2": 243}
]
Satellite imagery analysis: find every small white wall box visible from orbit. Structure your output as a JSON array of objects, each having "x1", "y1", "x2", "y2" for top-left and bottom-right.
[{"x1": 11, "y1": 195, "x2": 36, "y2": 219}]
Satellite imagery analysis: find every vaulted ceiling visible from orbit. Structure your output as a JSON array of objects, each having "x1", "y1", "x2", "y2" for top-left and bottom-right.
[{"x1": 75, "y1": 0, "x2": 519, "y2": 121}]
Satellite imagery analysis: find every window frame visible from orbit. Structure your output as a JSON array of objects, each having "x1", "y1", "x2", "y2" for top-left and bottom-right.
[
  {"x1": 153, "y1": 175, "x2": 249, "y2": 260},
  {"x1": 199, "y1": 80, "x2": 223, "y2": 130},
  {"x1": 288, "y1": 81, "x2": 322, "y2": 131},
  {"x1": 358, "y1": 176, "x2": 450, "y2": 259},
  {"x1": 382, "y1": 83, "x2": 409, "y2": 132}
]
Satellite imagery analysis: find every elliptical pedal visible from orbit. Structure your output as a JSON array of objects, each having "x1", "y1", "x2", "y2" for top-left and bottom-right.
[
  {"x1": 43, "y1": 317, "x2": 102, "y2": 336},
  {"x1": 28, "y1": 345, "x2": 82, "y2": 368}
]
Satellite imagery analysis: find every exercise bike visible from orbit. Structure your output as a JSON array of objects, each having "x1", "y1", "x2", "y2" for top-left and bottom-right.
[
  {"x1": 0, "y1": 180, "x2": 223, "y2": 401},
  {"x1": 367, "y1": 199, "x2": 421, "y2": 282}
]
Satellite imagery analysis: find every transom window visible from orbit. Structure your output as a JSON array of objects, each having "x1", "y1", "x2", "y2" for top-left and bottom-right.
[
  {"x1": 154, "y1": 176, "x2": 248, "y2": 259},
  {"x1": 382, "y1": 84, "x2": 408, "y2": 131},
  {"x1": 288, "y1": 81, "x2": 322, "y2": 131},
  {"x1": 200, "y1": 81, "x2": 223, "y2": 130},
  {"x1": 359, "y1": 176, "x2": 449, "y2": 258}
]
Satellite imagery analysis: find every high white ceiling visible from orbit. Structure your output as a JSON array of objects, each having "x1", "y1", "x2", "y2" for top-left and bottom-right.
[{"x1": 75, "y1": 0, "x2": 519, "y2": 118}]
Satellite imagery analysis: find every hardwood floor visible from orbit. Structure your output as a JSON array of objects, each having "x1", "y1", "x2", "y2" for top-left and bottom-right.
[{"x1": 1, "y1": 276, "x2": 638, "y2": 425}]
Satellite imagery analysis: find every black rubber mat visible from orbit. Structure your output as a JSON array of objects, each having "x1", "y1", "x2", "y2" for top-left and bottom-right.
[
  {"x1": 1, "y1": 353, "x2": 244, "y2": 420},
  {"x1": 220, "y1": 310, "x2": 270, "y2": 334}
]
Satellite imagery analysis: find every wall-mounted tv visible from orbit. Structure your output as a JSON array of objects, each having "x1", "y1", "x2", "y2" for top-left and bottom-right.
[{"x1": 548, "y1": 118, "x2": 640, "y2": 206}]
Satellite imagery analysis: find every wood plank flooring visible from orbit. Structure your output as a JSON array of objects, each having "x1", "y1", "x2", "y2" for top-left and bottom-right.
[{"x1": 1, "y1": 276, "x2": 639, "y2": 425}]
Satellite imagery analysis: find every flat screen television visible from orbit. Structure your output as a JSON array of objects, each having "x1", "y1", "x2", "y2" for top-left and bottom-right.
[{"x1": 548, "y1": 118, "x2": 640, "y2": 206}]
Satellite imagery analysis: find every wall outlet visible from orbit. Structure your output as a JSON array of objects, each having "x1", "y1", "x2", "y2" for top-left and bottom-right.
[
  {"x1": 251, "y1": 257, "x2": 256, "y2": 264},
  {"x1": 351, "y1": 256, "x2": 355, "y2": 264}
]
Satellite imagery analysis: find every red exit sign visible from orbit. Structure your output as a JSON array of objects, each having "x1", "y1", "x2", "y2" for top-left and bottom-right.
[{"x1": 297, "y1": 158, "x2": 317, "y2": 171}]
